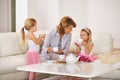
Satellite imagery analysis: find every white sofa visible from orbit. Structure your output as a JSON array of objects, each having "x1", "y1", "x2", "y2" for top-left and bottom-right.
[
  {"x1": 0, "y1": 31, "x2": 119, "y2": 80},
  {"x1": 0, "y1": 32, "x2": 49, "y2": 80}
]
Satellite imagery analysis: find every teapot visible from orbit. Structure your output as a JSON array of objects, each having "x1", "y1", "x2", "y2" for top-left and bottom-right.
[{"x1": 65, "y1": 53, "x2": 80, "y2": 64}]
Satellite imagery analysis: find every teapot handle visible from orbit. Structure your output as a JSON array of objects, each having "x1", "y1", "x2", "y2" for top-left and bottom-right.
[{"x1": 76, "y1": 56, "x2": 81, "y2": 61}]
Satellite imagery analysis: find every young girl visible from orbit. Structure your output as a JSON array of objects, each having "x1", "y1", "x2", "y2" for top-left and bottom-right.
[
  {"x1": 20, "y1": 18, "x2": 45, "y2": 80},
  {"x1": 75, "y1": 27, "x2": 96, "y2": 62}
]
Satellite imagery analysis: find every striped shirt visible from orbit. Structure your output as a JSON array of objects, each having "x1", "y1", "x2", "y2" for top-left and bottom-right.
[{"x1": 41, "y1": 28, "x2": 72, "y2": 60}]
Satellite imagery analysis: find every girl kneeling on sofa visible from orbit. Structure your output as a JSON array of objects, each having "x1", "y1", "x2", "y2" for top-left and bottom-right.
[
  {"x1": 20, "y1": 18, "x2": 45, "y2": 80},
  {"x1": 75, "y1": 27, "x2": 96, "y2": 62}
]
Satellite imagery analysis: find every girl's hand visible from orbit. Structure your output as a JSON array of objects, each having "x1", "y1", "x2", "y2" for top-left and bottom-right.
[
  {"x1": 47, "y1": 47, "x2": 53, "y2": 53},
  {"x1": 75, "y1": 42, "x2": 80, "y2": 47},
  {"x1": 40, "y1": 34, "x2": 46, "y2": 38}
]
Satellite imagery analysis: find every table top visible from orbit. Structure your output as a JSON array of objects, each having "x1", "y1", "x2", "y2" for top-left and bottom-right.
[{"x1": 17, "y1": 60, "x2": 120, "y2": 78}]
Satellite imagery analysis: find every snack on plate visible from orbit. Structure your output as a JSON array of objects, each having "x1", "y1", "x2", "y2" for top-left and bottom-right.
[{"x1": 56, "y1": 60, "x2": 66, "y2": 64}]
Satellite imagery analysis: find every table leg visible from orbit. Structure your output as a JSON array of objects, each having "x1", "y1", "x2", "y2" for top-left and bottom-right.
[{"x1": 89, "y1": 78, "x2": 92, "y2": 80}]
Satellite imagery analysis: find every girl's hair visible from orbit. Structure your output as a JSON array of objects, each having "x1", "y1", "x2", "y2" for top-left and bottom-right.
[
  {"x1": 57, "y1": 16, "x2": 76, "y2": 34},
  {"x1": 81, "y1": 27, "x2": 92, "y2": 44},
  {"x1": 21, "y1": 18, "x2": 37, "y2": 47}
]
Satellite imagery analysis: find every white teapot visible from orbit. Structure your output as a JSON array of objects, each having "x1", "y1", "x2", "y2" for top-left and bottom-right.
[{"x1": 65, "y1": 53, "x2": 80, "y2": 64}]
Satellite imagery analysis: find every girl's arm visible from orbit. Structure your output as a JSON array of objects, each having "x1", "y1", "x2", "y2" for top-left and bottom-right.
[
  {"x1": 75, "y1": 42, "x2": 81, "y2": 54},
  {"x1": 30, "y1": 33, "x2": 45, "y2": 45},
  {"x1": 41, "y1": 29, "x2": 54, "y2": 60},
  {"x1": 84, "y1": 42, "x2": 94, "y2": 54}
]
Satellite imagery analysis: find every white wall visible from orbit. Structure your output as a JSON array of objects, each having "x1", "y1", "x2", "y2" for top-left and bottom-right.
[
  {"x1": 59, "y1": 0, "x2": 88, "y2": 32},
  {"x1": 16, "y1": 0, "x2": 28, "y2": 32},
  {"x1": 15, "y1": 0, "x2": 120, "y2": 48},
  {"x1": 28, "y1": 0, "x2": 59, "y2": 31},
  {"x1": 59, "y1": 0, "x2": 120, "y2": 48},
  {"x1": 87, "y1": 0, "x2": 120, "y2": 48},
  {"x1": 0, "y1": 0, "x2": 11, "y2": 32}
]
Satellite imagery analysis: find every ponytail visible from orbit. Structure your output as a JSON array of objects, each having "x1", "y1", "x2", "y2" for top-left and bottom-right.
[{"x1": 20, "y1": 27, "x2": 25, "y2": 47}]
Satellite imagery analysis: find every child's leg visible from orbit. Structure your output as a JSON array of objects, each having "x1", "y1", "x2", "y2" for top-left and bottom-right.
[
  {"x1": 29, "y1": 72, "x2": 35, "y2": 80},
  {"x1": 27, "y1": 51, "x2": 40, "y2": 80},
  {"x1": 30, "y1": 52, "x2": 40, "y2": 80}
]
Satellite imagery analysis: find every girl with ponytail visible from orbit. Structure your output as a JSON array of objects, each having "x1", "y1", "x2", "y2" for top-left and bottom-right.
[{"x1": 20, "y1": 18, "x2": 45, "y2": 80}]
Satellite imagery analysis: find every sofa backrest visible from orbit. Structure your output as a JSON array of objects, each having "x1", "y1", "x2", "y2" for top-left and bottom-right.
[
  {"x1": 92, "y1": 32, "x2": 113, "y2": 54},
  {"x1": 70, "y1": 32, "x2": 113, "y2": 54},
  {"x1": 0, "y1": 32, "x2": 27, "y2": 57}
]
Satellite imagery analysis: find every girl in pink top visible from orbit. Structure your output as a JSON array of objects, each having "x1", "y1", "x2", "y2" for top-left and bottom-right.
[{"x1": 20, "y1": 18, "x2": 45, "y2": 80}]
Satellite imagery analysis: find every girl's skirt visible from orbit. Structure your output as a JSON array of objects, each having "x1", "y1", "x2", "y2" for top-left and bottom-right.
[{"x1": 78, "y1": 53, "x2": 97, "y2": 62}]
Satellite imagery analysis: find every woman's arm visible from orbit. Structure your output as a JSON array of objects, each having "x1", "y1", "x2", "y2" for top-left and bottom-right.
[
  {"x1": 62, "y1": 34, "x2": 72, "y2": 55},
  {"x1": 41, "y1": 29, "x2": 54, "y2": 60}
]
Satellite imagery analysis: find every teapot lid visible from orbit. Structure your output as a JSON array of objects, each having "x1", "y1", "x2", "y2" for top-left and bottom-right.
[{"x1": 68, "y1": 53, "x2": 76, "y2": 57}]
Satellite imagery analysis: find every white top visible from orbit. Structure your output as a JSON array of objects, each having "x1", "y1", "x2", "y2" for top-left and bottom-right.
[
  {"x1": 80, "y1": 45, "x2": 86, "y2": 54},
  {"x1": 27, "y1": 40, "x2": 40, "y2": 52}
]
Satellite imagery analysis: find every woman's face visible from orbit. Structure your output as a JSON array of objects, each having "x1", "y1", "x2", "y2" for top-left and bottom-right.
[
  {"x1": 80, "y1": 31, "x2": 89, "y2": 41},
  {"x1": 64, "y1": 25, "x2": 73, "y2": 34}
]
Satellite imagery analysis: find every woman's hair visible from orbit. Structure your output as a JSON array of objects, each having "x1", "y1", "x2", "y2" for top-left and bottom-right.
[
  {"x1": 20, "y1": 18, "x2": 37, "y2": 47},
  {"x1": 81, "y1": 27, "x2": 92, "y2": 44},
  {"x1": 57, "y1": 16, "x2": 76, "y2": 34}
]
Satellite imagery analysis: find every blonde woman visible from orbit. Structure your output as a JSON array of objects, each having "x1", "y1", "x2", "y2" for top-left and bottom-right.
[{"x1": 41, "y1": 16, "x2": 76, "y2": 60}]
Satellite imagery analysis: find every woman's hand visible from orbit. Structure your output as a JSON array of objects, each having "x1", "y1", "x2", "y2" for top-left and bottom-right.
[
  {"x1": 57, "y1": 48, "x2": 63, "y2": 54},
  {"x1": 47, "y1": 47, "x2": 53, "y2": 53}
]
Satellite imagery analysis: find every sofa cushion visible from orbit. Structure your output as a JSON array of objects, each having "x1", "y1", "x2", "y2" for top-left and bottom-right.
[
  {"x1": 0, "y1": 32, "x2": 26, "y2": 57},
  {"x1": 97, "y1": 49, "x2": 120, "y2": 64},
  {"x1": 0, "y1": 54, "x2": 26, "y2": 75},
  {"x1": 0, "y1": 71, "x2": 28, "y2": 80},
  {"x1": 92, "y1": 32, "x2": 113, "y2": 54}
]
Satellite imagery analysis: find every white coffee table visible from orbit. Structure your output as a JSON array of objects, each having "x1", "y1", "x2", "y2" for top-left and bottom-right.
[{"x1": 17, "y1": 60, "x2": 120, "y2": 80}]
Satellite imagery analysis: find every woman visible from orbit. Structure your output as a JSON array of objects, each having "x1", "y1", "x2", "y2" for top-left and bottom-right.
[{"x1": 41, "y1": 16, "x2": 76, "y2": 60}]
